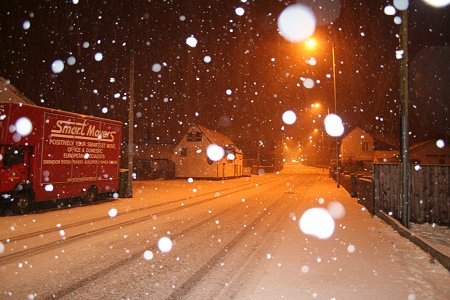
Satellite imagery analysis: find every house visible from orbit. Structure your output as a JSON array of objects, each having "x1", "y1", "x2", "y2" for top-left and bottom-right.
[
  {"x1": 339, "y1": 125, "x2": 449, "y2": 166},
  {"x1": 173, "y1": 124, "x2": 244, "y2": 179},
  {"x1": 340, "y1": 127, "x2": 374, "y2": 166},
  {"x1": 410, "y1": 139, "x2": 450, "y2": 165},
  {"x1": 373, "y1": 150, "x2": 400, "y2": 163},
  {"x1": 371, "y1": 135, "x2": 400, "y2": 164},
  {"x1": 134, "y1": 143, "x2": 175, "y2": 179}
]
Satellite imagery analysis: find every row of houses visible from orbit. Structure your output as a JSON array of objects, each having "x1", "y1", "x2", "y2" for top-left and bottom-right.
[{"x1": 340, "y1": 127, "x2": 450, "y2": 167}]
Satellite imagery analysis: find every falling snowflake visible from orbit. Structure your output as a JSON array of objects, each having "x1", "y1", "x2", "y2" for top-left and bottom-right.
[
  {"x1": 152, "y1": 63, "x2": 162, "y2": 72},
  {"x1": 278, "y1": 4, "x2": 316, "y2": 43},
  {"x1": 235, "y1": 7, "x2": 245, "y2": 16},
  {"x1": 324, "y1": 114, "x2": 344, "y2": 137},
  {"x1": 94, "y1": 52, "x2": 103, "y2": 61},
  {"x1": 186, "y1": 36, "x2": 198, "y2": 48},
  {"x1": 15, "y1": 117, "x2": 33, "y2": 136},
  {"x1": 299, "y1": 208, "x2": 335, "y2": 239},
  {"x1": 143, "y1": 250, "x2": 154, "y2": 261},
  {"x1": 51, "y1": 60, "x2": 64, "y2": 74},
  {"x1": 347, "y1": 244, "x2": 356, "y2": 253},
  {"x1": 282, "y1": 110, "x2": 297, "y2": 125},
  {"x1": 23, "y1": 20, "x2": 31, "y2": 30},
  {"x1": 207, "y1": 144, "x2": 225, "y2": 161},
  {"x1": 436, "y1": 139, "x2": 445, "y2": 149},
  {"x1": 108, "y1": 208, "x2": 118, "y2": 218},
  {"x1": 158, "y1": 237, "x2": 173, "y2": 253}
]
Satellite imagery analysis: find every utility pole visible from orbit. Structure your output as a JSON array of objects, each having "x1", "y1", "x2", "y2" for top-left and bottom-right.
[
  {"x1": 331, "y1": 41, "x2": 340, "y2": 188},
  {"x1": 126, "y1": 50, "x2": 135, "y2": 198},
  {"x1": 399, "y1": 9, "x2": 410, "y2": 228}
]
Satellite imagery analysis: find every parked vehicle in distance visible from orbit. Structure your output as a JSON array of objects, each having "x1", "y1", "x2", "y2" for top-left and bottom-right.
[{"x1": 0, "y1": 102, "x2": 122, "y2": 213}]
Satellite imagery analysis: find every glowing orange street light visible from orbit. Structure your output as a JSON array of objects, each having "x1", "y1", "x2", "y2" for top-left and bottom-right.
[
  {"x1": 311, "y1": 102, "x2": 329, "y2": 114},
  {"x1": 305, "y1": 38, "x2": 317, "y2": 50}
]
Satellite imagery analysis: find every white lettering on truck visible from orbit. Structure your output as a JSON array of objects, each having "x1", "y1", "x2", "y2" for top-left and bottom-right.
[{"x1": 50, "y1": 120, "x2": 116, "y2": 142}]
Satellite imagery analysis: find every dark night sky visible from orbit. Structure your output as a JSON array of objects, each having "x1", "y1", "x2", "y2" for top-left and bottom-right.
[{"x1": 1, "y1": 0, "x2": 449, "y2": 158}]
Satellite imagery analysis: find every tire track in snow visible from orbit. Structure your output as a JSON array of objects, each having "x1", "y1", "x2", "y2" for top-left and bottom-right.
[
  {"x1": 165, "y1": 176, "x2": 313, "y2": 300},
  {"x1": 38, "y1": 176, "x2": 289, "y2": 299},
  {"x1": 0, "y1": 177, "x2": 283, "y2": 265}
]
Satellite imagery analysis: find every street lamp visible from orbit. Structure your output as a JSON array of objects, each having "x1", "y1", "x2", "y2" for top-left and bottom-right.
[
  {"x1": 311, "y1": 103, "x2": 330, "y2": 166},
  {"x1": 311, "y1": 102, "x2": 330, "y2": 115},
  {"x1": 310, "y1": 103, "x2": 321, "y2": 110},
  {"x1": 304, "y1": 38, "x2": 341, "y2": 187},
  {"x1": 305, "y1": 38, "x2": 317, "y2": 50}
]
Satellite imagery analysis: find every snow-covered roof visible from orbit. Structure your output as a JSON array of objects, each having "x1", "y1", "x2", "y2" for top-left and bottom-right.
[
  {"x1": 343, "y1": 126, "x2": 398, "y2": 150},
  {"x1": 373, "y1": 150, "x2": 399, "y2": 163},
  {"x1": 193, "y1": 124, "x2": 242, "y2": 153},
  {"x1": 410, "y1": 139, "x2": 450, "y2": 155},
  {"x1": 0, "y1": 77, "x2": 35, "y2": 105},
  {"x1": 410, "y1": 139, "x2": 436, "y2": 152},
  {"x1": 342, "y1": 126, "x2": 373, "y2": 140}
]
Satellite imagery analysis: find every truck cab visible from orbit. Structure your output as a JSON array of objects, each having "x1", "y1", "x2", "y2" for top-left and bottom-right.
[{"x1": 0, "y1": 145, "x2": 33, "y2": 213}]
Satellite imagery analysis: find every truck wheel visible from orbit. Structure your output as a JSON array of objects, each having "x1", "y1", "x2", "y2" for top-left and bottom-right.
[
  {"x1": 12, "y1": 188, "x2": 34, "y2": 214},
  {"x1": 84, "y1": 186, "x2": 98, "y2": 204}
]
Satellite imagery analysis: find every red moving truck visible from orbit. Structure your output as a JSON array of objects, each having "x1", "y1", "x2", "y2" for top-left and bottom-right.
[{"x1": 0, "y1": 102, "x2": 123, "y2": 213}]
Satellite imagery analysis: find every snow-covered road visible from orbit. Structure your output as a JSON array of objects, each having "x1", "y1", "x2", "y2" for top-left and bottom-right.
[{"x1": 1, "y1": 164, "x2": 449, "y2": 299}]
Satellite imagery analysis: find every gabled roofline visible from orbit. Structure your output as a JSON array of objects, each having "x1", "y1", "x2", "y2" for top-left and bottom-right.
[
  {"x1": 342, "y1": 126, "x2": 372, "y2": 139},
  {"x1": 186, "y1": 123, "x2": 242, "y2": 153},
  {"x1": 410, "y1": 139, "x2": 447, "y2": 152},
  {"x1": 194, "y1": 124, "x2": 214, "y2": 145}
]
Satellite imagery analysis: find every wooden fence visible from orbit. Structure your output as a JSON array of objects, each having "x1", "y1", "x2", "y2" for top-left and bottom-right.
[{"x1": 371, "y1": 164, "x2": 449, "y2": 225}]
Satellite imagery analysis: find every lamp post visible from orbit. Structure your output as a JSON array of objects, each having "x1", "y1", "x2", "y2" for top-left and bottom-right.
[
  {"x1": 305, "y1": 38, "x2": 340, "y2": 187},
  {"x1": 126, "y1": 50, "x2": 135, "y2": 198},
  {"x1": 399, "y1": 9, "x2": 410, "y2": 228},
  {"x1": 331, "y1": 41, "x2": 341, "y2": 188}
]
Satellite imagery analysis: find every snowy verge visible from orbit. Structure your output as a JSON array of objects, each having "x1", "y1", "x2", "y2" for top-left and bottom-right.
[{"x1": 376, "y1": 210, "x2": 450, "y2": 272}]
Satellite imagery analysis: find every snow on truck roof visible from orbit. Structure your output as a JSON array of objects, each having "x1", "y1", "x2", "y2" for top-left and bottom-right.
[
  {"x1": 0, "y1": 77, "x2": 35, "y2": 105},
  {"x1": 0, "y1": 77, "x2": 122, "y2": 125},
  {"x1": 1, "y1": 97, "x2": 122, "y2": 125},
  {"x1": 0, "y1": 101, "x2": 123, "y2": 125}
]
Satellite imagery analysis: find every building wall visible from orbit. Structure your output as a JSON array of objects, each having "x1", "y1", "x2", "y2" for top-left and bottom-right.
[
  {"x1": 173, "y1": 139, "x2": 215, "y2": 178},
  {"x1": 215, "y1": 154, "x2": 243, "y2": 178},
  {"x1": 340, "y1": 128, "x2": 374, "y2": 162}
]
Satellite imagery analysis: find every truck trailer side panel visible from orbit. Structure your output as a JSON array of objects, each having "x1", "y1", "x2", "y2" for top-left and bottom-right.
[{"x1": 0, "y1": 102, "x2": 122, "y2": 207}]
